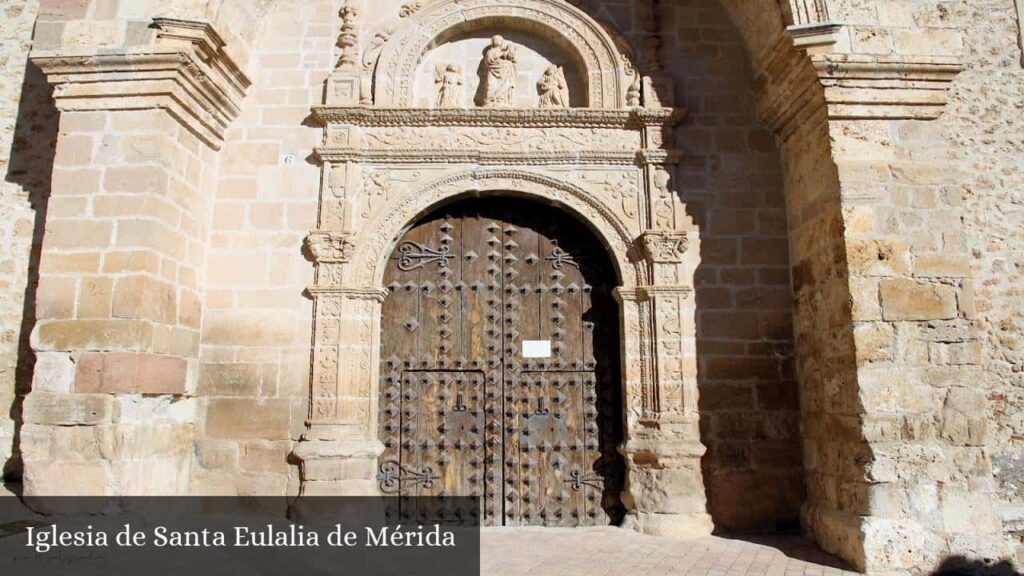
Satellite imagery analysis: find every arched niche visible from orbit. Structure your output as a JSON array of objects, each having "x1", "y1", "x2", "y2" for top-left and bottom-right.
[
  {"x1": 415, "y1": 26, "x2": 587, "y2": 109},
  {"x1": 372, "y1": 0, "x2": 629, "y2": 108}
]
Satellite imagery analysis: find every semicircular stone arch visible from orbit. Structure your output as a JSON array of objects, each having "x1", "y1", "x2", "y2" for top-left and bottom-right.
[
  {"x1": 372, "y1": 0, "x2": 628, "y2": 108},
  {"x1": 351, "y1": 169, "x2": 642, "y2": 288}
]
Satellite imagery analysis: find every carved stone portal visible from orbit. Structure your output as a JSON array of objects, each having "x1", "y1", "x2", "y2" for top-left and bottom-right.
[{"x1": 295, "y1": 0, "x2": 711, "y2": 538}]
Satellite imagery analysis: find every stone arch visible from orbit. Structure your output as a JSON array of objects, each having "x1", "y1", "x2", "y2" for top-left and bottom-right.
[
  {"x1": 351, "y1": 168, "x2": 642, "y2": 288},
  {"x1": 371, "y1": 0, "x2": 629, "y2": 108}
]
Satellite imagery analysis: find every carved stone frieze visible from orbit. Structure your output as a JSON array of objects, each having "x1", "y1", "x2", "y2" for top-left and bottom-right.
[
  {"x1": 575, "y1": 170, "x2": 642, "y2": 224},
  {"x1": 312, "y1": 106, "x2": 682, "y2": 128},
  {"x1": 398, "y1": 1, "x2": 422, "y2": 17},
  {"x1": 362, "y1": 126, "x2": 639, "y2": 153}
]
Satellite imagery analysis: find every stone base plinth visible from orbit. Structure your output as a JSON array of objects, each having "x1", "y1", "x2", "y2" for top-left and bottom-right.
[
  {"x1": 290, "y1": 436, "x2": 385, "y2": 523},
  {"x1": 292, "y1": 436, "x2": 383, "y2": 495},
  {"x1": 623, "y1": 510, "x2": 714, "y2": 537},
  {"x1": 619, "y1": 422, "x2": 713, "y2": 538}
]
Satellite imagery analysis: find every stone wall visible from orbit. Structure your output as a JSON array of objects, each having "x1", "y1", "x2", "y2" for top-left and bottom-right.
[
  {"x1": 0, "y1": 0, "x2": 49, "y2": 482},
  {"x1": 191, "y1": 0, "x2": 332, "y2": 496},
  {"x1": 942, "y1": 0, "x2": 1024, "y2": 562}
]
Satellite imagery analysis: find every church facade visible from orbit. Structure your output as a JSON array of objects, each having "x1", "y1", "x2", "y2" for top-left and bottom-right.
[{"x1": 0, "y1": 0, "x2": 1022, "y2": 573}]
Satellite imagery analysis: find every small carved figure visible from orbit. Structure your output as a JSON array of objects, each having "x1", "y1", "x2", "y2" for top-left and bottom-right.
[
  {"x1": 626, "y1": 74, "x2": 642, "y2": 107},
  {"x1": 434, "y1": 63, "x2": 464, "y2": 108},
  {"x1": 536, "y1": 65, "x2": 569, "y2": 108},
  {"x1": 479, "y1": 35, "x2": 518, "y2": 107}
]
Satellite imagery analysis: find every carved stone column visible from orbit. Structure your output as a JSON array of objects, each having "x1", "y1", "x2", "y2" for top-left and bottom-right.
[{"x1": 616, "y1": 282, "x2": 712, "y2": 537}]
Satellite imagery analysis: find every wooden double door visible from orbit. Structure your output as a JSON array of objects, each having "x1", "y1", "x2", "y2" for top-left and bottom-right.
[{"x1": 377, "y1": 198, "x2": 624, "y2": 526}]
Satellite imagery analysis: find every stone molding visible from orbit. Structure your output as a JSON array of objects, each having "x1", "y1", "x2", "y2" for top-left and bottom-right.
[
  {"x1": 811, "y1": 54, "x2": 964, "y2": 120},
  {"x1": 613, "y1": 285, "x2": 694, "y2": 303},
  {"x1": 316, "y1": 148, "x2": 642, "y2": 165},
  {"x1": 307, "y1": 286, "x2": 389, "y2": 302},
  {"x1": 370, "y1": 0, "x2": 629, "y2": 108},
  {"x1": 311, "y1": 106, "x2": 685, "y2": 128},
  {"x1": 31, "y1": 18, "x2": 250, "y2": 149}
]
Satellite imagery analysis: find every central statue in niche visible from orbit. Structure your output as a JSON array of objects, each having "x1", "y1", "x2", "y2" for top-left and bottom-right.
[{"x1": 479, "y1": 35, "x2": 518, "y2": 107}]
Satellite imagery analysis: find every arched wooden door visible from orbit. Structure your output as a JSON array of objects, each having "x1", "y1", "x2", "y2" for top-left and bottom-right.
[{"x1": 377, "y1": 197, "x2": 624, "y2": 526}]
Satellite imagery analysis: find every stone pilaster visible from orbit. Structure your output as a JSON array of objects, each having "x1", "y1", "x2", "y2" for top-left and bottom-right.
[
  {"x1": 294, "y1": 281, "x2": 388, "y2": 496},
  {"x1": 613, "y1": 229, "x2": 712, "y2": 537},
  {"x1": 21, "y1": 18, "x2": 248, "y2": 496}
]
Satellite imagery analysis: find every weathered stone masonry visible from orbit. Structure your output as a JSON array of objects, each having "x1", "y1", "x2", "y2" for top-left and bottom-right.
[{"x1": 0, "y1": 0, "x2": 1021, "y2": 574}]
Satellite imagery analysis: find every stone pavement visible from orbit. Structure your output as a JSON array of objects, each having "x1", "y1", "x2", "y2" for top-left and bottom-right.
[{"x1": 480, "y1": 527, "x2": 859, "y2": 576}]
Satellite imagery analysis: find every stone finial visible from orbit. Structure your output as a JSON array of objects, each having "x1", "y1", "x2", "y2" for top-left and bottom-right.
[{"x1": 336, "y1": 3, "x2": 360, "y2": 69}]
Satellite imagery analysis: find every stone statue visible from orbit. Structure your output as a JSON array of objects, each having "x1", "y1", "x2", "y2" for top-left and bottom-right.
[
  {"x1": 536, "y1": 65, "x2": 569, "y2": 108},
  {"x1": 479, "y1": 35, "x2": 517, "y2": 107},
  {"x1": 434, "y1": 63, "x2": 463, "y2": 108}
]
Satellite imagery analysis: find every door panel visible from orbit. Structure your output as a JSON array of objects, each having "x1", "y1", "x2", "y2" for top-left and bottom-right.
[{"x1": 378, "y1": 198, "x2": 623, "y2": 526}]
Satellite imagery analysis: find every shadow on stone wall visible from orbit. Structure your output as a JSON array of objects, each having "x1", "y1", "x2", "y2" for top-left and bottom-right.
[
  {"x1": 930, "y1": 556, "x2": 1022, "y2": 576},
  {"x1": 3, "y1": 60, "x2": 58, "y2": 482},
  {"x1": 664, "y1": 0, "x2": 805, "y2": 533}
]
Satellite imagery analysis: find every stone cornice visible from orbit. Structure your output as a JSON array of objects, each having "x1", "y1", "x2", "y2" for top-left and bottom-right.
[
  {"x1": 311, "y1": 107, "x2": 687, "y2": 129},
  {"x1": 755, "y1": 32, "x2": 964, "y2": 139},
  {"x1": 30, "y1": 19, "x2": 249, "y2": 149},
  {"x1": 811, "y1": 54, "x2": 963, "y2": 120}
]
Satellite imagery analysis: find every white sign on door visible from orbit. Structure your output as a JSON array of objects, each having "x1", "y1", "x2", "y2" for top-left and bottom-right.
[{"x1": 521, "y1": 340, "x2": 552, "y2": 358}]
